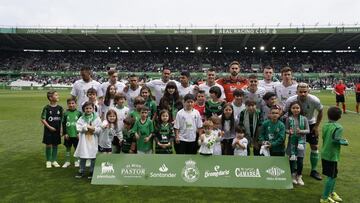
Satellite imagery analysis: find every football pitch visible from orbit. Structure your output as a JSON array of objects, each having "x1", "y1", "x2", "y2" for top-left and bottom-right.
[{"x1": 0, "y1": 89, "x2": 359, "y2": 203}]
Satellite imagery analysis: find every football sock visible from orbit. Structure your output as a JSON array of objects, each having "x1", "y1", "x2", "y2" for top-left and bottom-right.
[
  {"x1": 52, "y1": 146, "x2": 58, "y2": 161},
  {"x1": 45, "y1": 146, "x2": 52, "y2": 161},
  {"x1": 310, "y1": 150, "x2": 319, "y2": 171},
  {"x1": 65, "y1": 147, "x2": 71, "y2": 162},
  {"x1": 330, "y1": 178, "x2": 336, "y2": 193},
  {"x1": 322, "y1": 177, "x2": 335, "y2": 199}
]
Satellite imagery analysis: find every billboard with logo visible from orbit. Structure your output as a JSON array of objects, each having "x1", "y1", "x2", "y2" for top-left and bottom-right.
[{"x1": 91, "y1": 154, "x2": 292, "y2": 189}]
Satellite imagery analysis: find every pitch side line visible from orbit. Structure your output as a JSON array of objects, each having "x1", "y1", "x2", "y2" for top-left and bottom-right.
[{"x1": 323, "y1": 105, "x2": 358, "y2": 114}]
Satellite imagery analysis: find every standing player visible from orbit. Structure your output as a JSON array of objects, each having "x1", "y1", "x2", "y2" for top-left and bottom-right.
[
  {"x1": 111, "y1": 93, "x2": 129, "y2": 153},
  {"x1": 205, "y1": 86, "x2": 226, "y2": 119},
  {"x1": 139, "y1": 86, "x2": 157, "y2": 120},
  {"x1": 74, "y1": 102, "x2": 102, "y2": 179},
  {"x1": 158, "y1": 82, "x2": 183, "y2": 122},
  {"x1": 178, "y1": 70, "x2": 197, "y2": 98},
  {"x1": 258, "y1": 106, "x2": 285, "y2": 156},
  {"x1": 217, "y1": 61, "x2": 248, "y2": 102},
  {"x1": 243, "y1": 74, "x2": 266, "y2": 109},
  {"x1": 194, "y1": 90, "x2": 206, "y2": 121},
  {"x1": 239, "y1": 100, "x2": 262, "y2": 156},
  {"x1": 231, "y1": 89, "x2": 246, "y2": 124},
  {"x1": 260, "y1": 92, "x2": 279, "y2": 121},
  {"x1": 154, "y1": 110, "x2": 174, "y2": 154},
  {"x1": 199, "y1": 68, "x2": 225, "y2": 100},
  {"x1": 320, "y1": 107, "x2": 349, "y2": 203},
  {"x1": 100, "y1": 68, "x2": 126, "y2": 99},
  {"x1": 62, "y1": 98, "x2": 82, "y2": 168},
  {"x1": 71, "y1": 67, "x2": 102, "y2": 112},
  {"x1": 133, "y1": 107, "x2": 154, "y2": 154},
  {"x1": 232, "y1": 126, "x2": 248, "y2": 156},
  {"x1": 274, "y1": 67, "x2": 297, "y2": 109},
  {"x1": 258, "y1": 65, "x2": 280, "y2": 93},
  {"x1": 41, "y1": 91, "x2": 63, "y2": 168},
  {"x1": 123, "y1": 74, "x2": 142, "y2": 110},
  {"x1": 284, "y1": 83, "x2": 323, "y2": 180},
  {"x1": 145, "y1": 68, "x2": 180, "y2": 105},
  {"x1": 174, "y1": 94, "x2": 203, "y2": 154},
  {"x1": 198, "y1": 120, "x2": 217, "y2": 156},
  {"x1": 332, "y1": 80, "x2": 347, "y2": 113},
  {"x1": 356, "y1": 80, "x2": 360, "y2": 113}
]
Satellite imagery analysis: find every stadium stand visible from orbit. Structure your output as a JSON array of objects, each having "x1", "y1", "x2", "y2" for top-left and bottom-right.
[
  {"x1": 1, "y1": 51, "x2": 360, "y2": 73},
  {"x1": 1, "y1": 27, "x2": 360, "y2": 88}
]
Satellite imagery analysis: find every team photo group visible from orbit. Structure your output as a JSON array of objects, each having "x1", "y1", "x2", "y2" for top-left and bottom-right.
[{"x1": 41, "y1": 61, "x2": 357, "y2": 203}]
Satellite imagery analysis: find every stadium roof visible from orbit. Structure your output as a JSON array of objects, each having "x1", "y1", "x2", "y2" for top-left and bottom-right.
[{"x1": 1, "y1": 27, "x2": 360, "y2": 51}]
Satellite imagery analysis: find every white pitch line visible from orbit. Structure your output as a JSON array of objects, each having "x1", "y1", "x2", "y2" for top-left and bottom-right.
[{"x1": 323, "y1": 105, "x2": 358, "y2": 114}]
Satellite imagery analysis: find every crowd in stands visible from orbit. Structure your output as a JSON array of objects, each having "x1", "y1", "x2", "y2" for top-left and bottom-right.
[
  {"x1": 1, "y1": 51, "x2": 360, "y2": 73},
  {"x1": 18, "y1": 75, "x2": 79, "y2": 86}
]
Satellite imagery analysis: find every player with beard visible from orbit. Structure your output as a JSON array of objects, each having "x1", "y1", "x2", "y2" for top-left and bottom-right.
[
  {"x1": 284, "y1": 83, "x2": 324, "y2": 180},
  {"x1": 216, "y1": 61, "x2": 248, "y2": 102}
]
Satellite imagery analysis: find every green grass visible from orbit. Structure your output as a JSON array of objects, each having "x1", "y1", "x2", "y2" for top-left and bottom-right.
[{"x1": 0, "y1": 89, "x2": 359, "y2": 203}]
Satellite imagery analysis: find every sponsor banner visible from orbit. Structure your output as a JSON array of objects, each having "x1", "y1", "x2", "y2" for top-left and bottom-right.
[
  {"x1": 91, "y1": 154, "x2": 293, "y2": 189},
  {"x1": 11, "y1": 27, "x2": 360, "y2": 35}
]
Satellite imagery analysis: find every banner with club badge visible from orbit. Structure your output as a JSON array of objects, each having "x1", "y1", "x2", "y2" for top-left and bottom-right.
[{"x1": 91, "y1": 154, "x2": 293, "y2": 189}]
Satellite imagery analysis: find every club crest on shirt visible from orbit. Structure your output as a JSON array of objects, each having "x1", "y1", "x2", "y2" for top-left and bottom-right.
[{"x1": 161, "y1": 135, "x2": 168, "y2": 141}]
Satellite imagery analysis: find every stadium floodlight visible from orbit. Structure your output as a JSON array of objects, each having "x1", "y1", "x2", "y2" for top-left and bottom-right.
[
  {"x1": 260, "y1": 46, "x2": 265, "y2": 51},
  {"x1": 185, "y1": 47, "x2": 189, "y2": 50},
  {"x1": 197, "y1": 46, "x2": 202, "y2": 51},
  {"x1": 272, "y1": 47, "x2": 276, "y2": 50}
]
